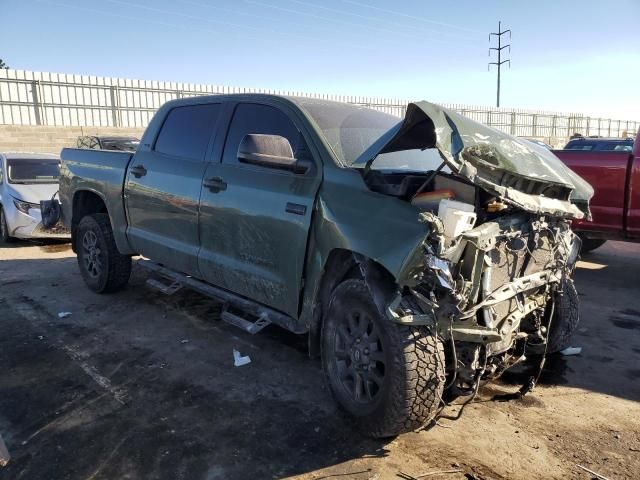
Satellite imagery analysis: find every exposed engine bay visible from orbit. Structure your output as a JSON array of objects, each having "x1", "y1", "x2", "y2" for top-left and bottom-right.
[{"x1": 366, "y1": 168, "x2": 582, "y2": 400}]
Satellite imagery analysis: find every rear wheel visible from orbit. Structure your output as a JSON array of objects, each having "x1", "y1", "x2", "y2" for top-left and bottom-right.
[
  {"x1": 580, "y1": 237, "x2": 606, "y2": 254},
  {"x1": 0, "y1": 207, "x2": 15, "y2": 243},
  {"x1": 76, "y1": 214, "x2": 131, "y2": 293},
  {"x1": 322, "y1": 279, "x2": 445, "y2": 438}
]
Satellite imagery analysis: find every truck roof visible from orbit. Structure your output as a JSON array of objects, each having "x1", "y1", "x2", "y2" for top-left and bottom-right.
[{"x1": 160, "y1": 93, "x2": 365, "y2": 111}]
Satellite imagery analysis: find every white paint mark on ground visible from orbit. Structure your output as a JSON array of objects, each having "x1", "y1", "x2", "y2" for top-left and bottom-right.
[{"x1": 9, "y1": 298, "x2": 129, "y2": 406}]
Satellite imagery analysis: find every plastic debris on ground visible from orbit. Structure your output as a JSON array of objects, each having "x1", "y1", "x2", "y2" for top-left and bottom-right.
[
  {"x1": 0, "y1": 433, "x2": 10, "y2": 467},
  {"x1": 58, "y1": 312, "x2": 72, "y2": 319},
  {"x1": 233, "y1": 349, "x2": 251, "y2": 367},
  {"x1": 560, "y1": 346, "x2": 582, "y2": 356}
]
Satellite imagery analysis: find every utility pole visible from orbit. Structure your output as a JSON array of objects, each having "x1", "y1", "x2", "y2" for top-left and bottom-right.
[{"x1": 489, "y1": 21, "x2": 511, "y2": 108}]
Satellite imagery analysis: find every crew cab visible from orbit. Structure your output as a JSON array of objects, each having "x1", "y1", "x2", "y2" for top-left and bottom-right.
[
  {"x1": 554, "y1": 130, "x2": 639, "y2": 252},
  {"x1": 57, "y1": 95, "x2": 591, "y2": 437}
]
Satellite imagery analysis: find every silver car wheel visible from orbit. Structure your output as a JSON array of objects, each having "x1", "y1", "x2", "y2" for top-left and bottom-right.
[{"x1": 82, "y1": 230, "x2": 102, "y2": 278}]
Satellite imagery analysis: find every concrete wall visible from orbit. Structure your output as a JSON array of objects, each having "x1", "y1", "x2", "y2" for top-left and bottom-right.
[
  {"x1": 0, "y1": 125, "x2": 572, "y2": 154},
  {"x1": 2, "y1": 69, "x2": 638, "y2": 140},
  {"x1": 0, "y1": 125, "x2": 145, "y2": 155}
]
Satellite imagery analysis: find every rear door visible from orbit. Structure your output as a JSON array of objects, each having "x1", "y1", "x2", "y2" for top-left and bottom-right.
[
  {"x1": 197, "y1": 101, "x2": 321, "y2": 317},
  {"x1": 125, "y1": 102, "x2": 222, "y2": 276}
]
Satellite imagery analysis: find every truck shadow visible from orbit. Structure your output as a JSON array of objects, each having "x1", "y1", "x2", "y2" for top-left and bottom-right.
[
  {"x1": 0, "y1": 238, "x2": 70, "y2": 251},
  {"x1": 0, "y1": 259, "x2": 389, "y2": 480},
  {"x1": 493, "y1": 241, "x2": 640, "y2": 403},
  {"x1": 1, "y1": 240, "x2": 639, "y2": 478}
]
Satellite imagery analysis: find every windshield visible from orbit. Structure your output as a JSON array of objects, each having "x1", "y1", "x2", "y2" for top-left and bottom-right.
[
  {"x1": 7, "y1": 158, "x2": 60, "y2": 184},
  {"x1": 298, "y1": 100, "x2": 445, "y2": 172}
]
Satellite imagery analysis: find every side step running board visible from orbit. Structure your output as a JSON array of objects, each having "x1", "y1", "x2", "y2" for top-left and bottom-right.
[
  {"x1": 221, "y1": 311, "x2": 271, "y2": 334},
  {"x1": 146, "y1": 278, "x2": 183, "y2": 295},
  {"x1": 138, "y1": 259, "x2": 304, "y2": 334}
]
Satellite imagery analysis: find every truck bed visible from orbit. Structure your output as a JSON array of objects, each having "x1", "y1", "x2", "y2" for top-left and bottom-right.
[{"x1": 59, "y1": 147, "x2": 134, "y2": 251}]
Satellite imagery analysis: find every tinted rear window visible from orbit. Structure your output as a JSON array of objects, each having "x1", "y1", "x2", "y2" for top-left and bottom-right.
[
  {"x1": 565, "y1": 143, "x2": 594, "y2": 151},
  {"x1": 154, "y1": 104, "x2": 221, "y2": 160}
]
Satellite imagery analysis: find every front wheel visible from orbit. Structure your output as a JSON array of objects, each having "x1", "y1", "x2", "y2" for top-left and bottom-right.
[
  {"x1": 76, "y1": 213, "x2": 131, "y2": 293},
  {"x1": 0, "y1": 207, "x2": 15, "y2": 244},
  {"x1": 322, "y1": 279, "x2": 445, "y2": 438},
  {"x1": 547, "y1": 279, "x2": 580, "y2": 353}
]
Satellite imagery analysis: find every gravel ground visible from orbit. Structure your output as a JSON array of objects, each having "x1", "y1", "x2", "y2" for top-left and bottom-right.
[{"x1": 0, "y1": 240, "x2": 639, "y2": 480}]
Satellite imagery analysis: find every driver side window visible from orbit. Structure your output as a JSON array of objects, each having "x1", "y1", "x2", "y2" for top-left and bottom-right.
[{"x1": 222, "y1": 103, "x2": 306, "y2": 167}]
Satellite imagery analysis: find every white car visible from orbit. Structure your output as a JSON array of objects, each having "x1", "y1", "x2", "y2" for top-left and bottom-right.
[{"x1": 0, "y1": 152, "x2": 70, "y2": 242}]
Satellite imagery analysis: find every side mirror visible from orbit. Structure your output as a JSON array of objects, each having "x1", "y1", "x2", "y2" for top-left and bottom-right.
[{"x1": 237, "y1": 134, "x2": 311, "y2": 174}]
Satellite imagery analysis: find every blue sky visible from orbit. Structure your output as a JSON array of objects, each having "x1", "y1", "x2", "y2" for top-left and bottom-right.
[{"x1": 2, "y1": 0, "x2": 639, "y2": 119}]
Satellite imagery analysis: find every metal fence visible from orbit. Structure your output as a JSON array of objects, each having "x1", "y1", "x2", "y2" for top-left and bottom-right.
[{"x1": 0, "y1": 69, "x2": 638, "y2": 140}]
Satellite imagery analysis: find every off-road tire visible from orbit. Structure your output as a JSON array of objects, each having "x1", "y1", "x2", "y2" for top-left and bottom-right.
[
  {"x1": 0, "y1": 207, "x2": 15, "y2": 243},
  {"x1": 547, "y1": 278, "x2": 580, "y2": 353},
  {"x1": 322, "y1": 279, "x2": 445, "y2": 438},
  {"x1": 580, "y1": 237, "x2": 606, "y2": 254},
  {"x1": 76, "y1": 214, "x2": 131, "y2": 293}
]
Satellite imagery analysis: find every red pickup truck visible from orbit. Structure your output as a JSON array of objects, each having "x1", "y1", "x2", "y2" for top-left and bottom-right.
[{"x1": 554, "y1": 130, "x2": 639, "y2": 252}]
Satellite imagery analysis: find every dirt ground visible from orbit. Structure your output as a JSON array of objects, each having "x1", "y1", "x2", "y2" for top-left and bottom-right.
[{"x1": 0, "y1": 240, "x2": 638, "y2": 480}]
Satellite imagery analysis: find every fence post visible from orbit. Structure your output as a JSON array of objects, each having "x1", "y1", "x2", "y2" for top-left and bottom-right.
[
  {"x1": 109, "y1": 86, "x2": 120, "y2": 127},
  {"x1": 532, "y1": 113, "x2": 537, "y2": 137},
  {"x1": 31, "y1": 80, "x2": 42, "y2": 126},
  {"x1": 510, "y1": 112, "x2": 516, "y2": 135}
]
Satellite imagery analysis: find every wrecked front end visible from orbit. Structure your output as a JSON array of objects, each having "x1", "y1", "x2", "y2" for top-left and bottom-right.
[
  {"x1": 389, "y1": 209, "x2": 581, "y2": 396},
  {"x1": 362, "y1": 101, "x2": 591, "y2": 398}
]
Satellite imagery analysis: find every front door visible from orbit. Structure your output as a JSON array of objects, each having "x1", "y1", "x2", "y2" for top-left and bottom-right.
[
  {"x1": 125, "y1": 102, "x2": 222, "y2": 276},
  {"x1": 198, "y1": 102, "x2": 321, "y2": 317}
]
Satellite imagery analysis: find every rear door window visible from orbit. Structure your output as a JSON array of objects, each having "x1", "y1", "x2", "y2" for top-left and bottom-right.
[
  {"x1": 613, "y1": 144, "x2": 633, "y2": 152},
  {"x1": 155, "y1": 104, "x2": 221, "y2": 161},
  {"x1": 222, "y1": 103, "x2": 304, "y2": 167}
]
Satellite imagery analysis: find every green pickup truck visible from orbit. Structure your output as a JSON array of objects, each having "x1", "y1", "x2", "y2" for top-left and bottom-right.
[{"x1": 58, "y1": 94, "x2": 592, "y2": 437}]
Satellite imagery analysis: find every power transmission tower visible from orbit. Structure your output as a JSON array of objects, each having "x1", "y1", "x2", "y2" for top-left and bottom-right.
[{"x1": 488, "y1": 21, "x2": 511, "y2": 108}]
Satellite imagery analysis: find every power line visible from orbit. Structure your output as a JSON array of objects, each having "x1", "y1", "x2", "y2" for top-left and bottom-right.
[
  {"x1": 243, "y1": 0, "x2": 463, "y2": 45},
  {"x1": 339, "y1": 0, "x2": 484, "y2": 34},
  {"x1": 488, "y1": 21, "x2": 511, "y2": 108},
  {"x1": 285, "y1": 0, "x2": 477, "y2": 42},
  {"x1": 101, "y1": 0, "x2": 371, "y2": 51}
]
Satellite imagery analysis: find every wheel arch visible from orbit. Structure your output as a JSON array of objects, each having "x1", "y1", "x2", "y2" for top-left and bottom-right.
[
  {"x1": 71, "y1": 190, "x2": 108, "y2": 252},
  {"x1": 307, "y1": 248, "x2": 399, "y2": 358}
]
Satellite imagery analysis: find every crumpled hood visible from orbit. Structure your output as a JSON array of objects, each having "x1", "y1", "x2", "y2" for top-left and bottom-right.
[
  {"x1": 361, "y1": 101, "x2": 594, "y2": 219},
  {"x1": 6, "y1": 183, "x2": 59, "y2": 204}
]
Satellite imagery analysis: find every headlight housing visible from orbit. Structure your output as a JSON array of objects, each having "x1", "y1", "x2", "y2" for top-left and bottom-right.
[{"x1": 12, "y1": 197, "x2": 40, "y2": 214}]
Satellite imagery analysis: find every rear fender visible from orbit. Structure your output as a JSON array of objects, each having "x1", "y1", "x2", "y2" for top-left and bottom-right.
[{"x1": 70, "y1": 189, "x2": 134, "y2": 255}]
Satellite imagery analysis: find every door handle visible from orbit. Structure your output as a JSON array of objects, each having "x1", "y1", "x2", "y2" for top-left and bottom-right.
[
  {"x1": 203, "y1": 176, "x2": 227, "y2": 193},
  {"x1": 130, "y1": 164, "x2": 147, "y2": 178}
]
